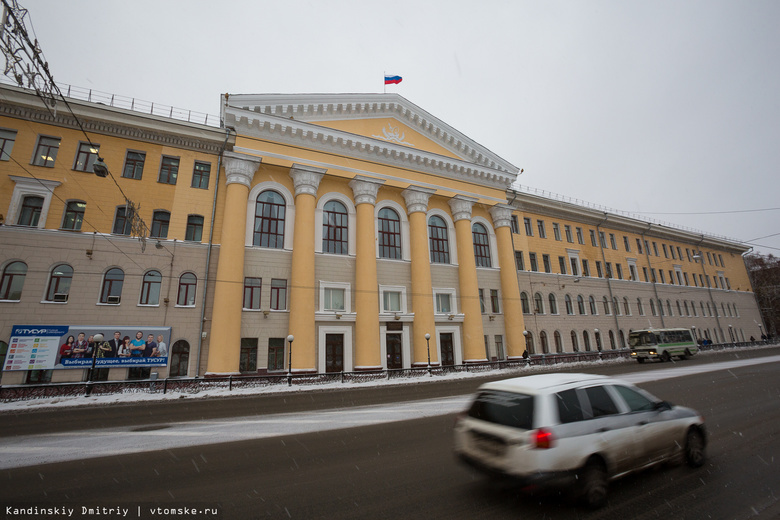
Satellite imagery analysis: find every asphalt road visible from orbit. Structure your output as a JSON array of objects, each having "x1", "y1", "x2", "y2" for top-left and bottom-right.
[{"x1": 2, "y1": 347, "x2": 780, "y2": 520}]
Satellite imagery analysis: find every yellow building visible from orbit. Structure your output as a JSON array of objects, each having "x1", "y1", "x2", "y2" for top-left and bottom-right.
[{"x1": 0, "y1": 84, "x2": 762, "y2": 383}]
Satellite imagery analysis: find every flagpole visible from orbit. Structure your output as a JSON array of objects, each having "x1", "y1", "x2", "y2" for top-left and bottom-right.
[{"x1": 383, "y1": 71, "x2": 386, "y2": 94}]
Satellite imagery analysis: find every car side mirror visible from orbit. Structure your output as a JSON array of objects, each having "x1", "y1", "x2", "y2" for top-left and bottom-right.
[{"x1": 653, "y1": 401, "x2": 672, "y2": 412}]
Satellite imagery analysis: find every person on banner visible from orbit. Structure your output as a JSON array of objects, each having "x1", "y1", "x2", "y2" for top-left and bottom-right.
[
  {"x1": 118, "y1": 336, "x2": 132, "y2": 358},
  {"x1": 143, "y1": 334, "x2": 157, "y2": 357},
  {"x1": 59, "y1": 335, "x2": 75, "y2": 361},
  {"x1": 72, "y1": 332, "x2": 89, "y2": 358},
  {"x1": 106, "y1": 331, "x2": 122, "y2": 358},
  {"x1": 130, "y1": 331, "x2": 145, "y2": 357},
  {"x1": 153, "y1": 334, "x2": 167, "y2": 358}
]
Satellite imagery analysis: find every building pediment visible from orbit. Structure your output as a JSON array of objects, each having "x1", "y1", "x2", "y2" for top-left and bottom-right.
[{"x1": 222, "y1": 93, "x2": 520, "y2": 190}]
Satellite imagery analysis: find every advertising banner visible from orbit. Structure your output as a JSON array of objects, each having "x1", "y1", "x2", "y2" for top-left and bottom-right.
[{"x1": 3, "y1": 325, "x2": 172, "y2": 371}]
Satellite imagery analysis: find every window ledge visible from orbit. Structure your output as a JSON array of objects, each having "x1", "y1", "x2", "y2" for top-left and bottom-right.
[
  {"x1": 315, "y1": 312, "x2": 356, "y2": 322},
  {"x1": 40, "y1": 300, "x2": 67, "y2": 304}
]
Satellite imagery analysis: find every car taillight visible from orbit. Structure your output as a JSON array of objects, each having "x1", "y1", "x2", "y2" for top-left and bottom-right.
[{"x1": 533, "y1": 428, "x2": 554, "y2": 449}]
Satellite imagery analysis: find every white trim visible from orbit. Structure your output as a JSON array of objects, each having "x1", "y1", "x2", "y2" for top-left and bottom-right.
[
  {"x1": 314, "y1": 192, "x2": 356, "y2": 256},
  {"x1": 318, "y1": 325, "x2": 353, "y2": 373},
  {"x1": 433, "y1": 287, "x2": 458, "y2": 315},
  {"x1": 379, "y1": 284, "x2": 408, "y2": 314},
  {"x1": 426, "y1": 209, "x2": 458, "y2": 265},
  {"x1": 380, "y1": 324, "x2": 411, "y2": 369},
  {"x1": 375, "y1": 200, "x2": 411, "y2": 261},
  {"x1": 7, "y1": 175, "x2": 61, "y2": 228},
  {"x1": 471, "y1": 216, "x2": 499, "y2": 269},
  {"x1": 435, "y1": 326, "x2": 463, "y2": 365},
  {"x1": 245, "y1": 181, "x2": 295, "y2": 250},
  {"x1": 319, "y1": 281, "x2": 352, "y2": 314}
]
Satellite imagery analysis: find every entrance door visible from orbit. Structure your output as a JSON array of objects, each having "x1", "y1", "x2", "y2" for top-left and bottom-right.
[
  {"x1": 325, "y1": 333, "x2": 344, "y2": 373},
  {"x1": 440, "y1": 333, "x2": 455, "y2": 366},
  {"x1": 386, "y1": 333, "x2": 403, "y2": 369}
]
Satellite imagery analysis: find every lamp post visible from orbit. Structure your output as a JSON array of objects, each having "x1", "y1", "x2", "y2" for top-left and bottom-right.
[
  {"x1": 691, "y1": 326, "x2": 697, "y2": 344},
  {"x1": 424, "y1": 333, "x2": 431, "y2": 376},
  {"x1": 522, "y1": 330, "x2": 529, "y2": 365},
  {"x1": 86, "y1": 333, "x2": 104, "y2": 396},
  {"x1": 286, "y1": 334, "x2": 294, "y2": 386}
]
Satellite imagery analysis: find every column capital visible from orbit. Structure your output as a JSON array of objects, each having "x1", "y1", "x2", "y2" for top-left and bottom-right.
[
  {"x1": 448, "y1": 195, "x2": 478, "y2": 222},
  {"x1": 223, "y1": 151, "x2": 262, "y2": 188},
  {"x1": 349, "y1": 176, "x2": 385, "y2": 205},
  {"x1": 289, "y1": 163, "x2": 326, "y2": 197},
  {"x1": 401, "y1": 186, "x2": 436, "y2": 214},
  {"x1": 489, "y1": 204, "x2": 515, "y2": 228}
]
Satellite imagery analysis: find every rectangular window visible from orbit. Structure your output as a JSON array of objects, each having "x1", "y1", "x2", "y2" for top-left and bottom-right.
[
  {"x1": 0, "y1": 128, "x2": 16, "y2": 160},
  {"x1": 623, "y1": 236, "x2": 631, "y2": 252},
  {"x1": 599, "y1": 231, "x2": 607, "y2": 248},
  {"x1": 609, "y1": 233, "x2": 617, "y2": 250},
  {"x1": 510, "y1": 215, "x2": 519, "y2": 234},
  {"x1": 74, "y1": 142, "x2": 100, "y2": 172},
  {"x1": 707, "y1": 252, "x2": 713, "y2": 265},
  {"x1": 383, "y1": 290, "x2": 402, "y2": 313},
  {"x1": 490, "y1": 289, "x2": 500, "y2": 313},
  {"x1": 670, "y1": 246, "x2": 676, "y2": 260},
  {"x1": 636, "y1": 238, "x2": 643, "y2": 254},
  {"x1": 62, "y1": 201, "x2": 86, "y2": 231},
  {"x1": 515, "y1": 251, "x2": 525, "y2": 271},
  {"x1": 33, "y1": 136, "x2": 60, "y2": 167},
  {"x1": 643, "y1": 267, "x2": 649, "y2": 282},
  {"x1": 677, "y1": 247, "x2": 683, "y2": 261},
  {"x1": 150, "y1": 211, "x2": 170, "y2": 239},
  {"x1": 270, "y1": 279, "x2": 287, "y2": 310},
  {"x1": 570, "y1": 257, "x2": 579, "y2": 276},
  {"x1": 686, "y1": 248, "x2": 692, "y2": 262},
  {"x1": 185, "y1": 215, "x2": 204, "y2": 242},
  {"x1": 616, "y1": 264, "x2": 623, "y2": 280},
  {"x1": 435, "y1": 292, "x2": 452, "y2": 314},
  {"x1": 537, "y1": 220, "x2": 546, "y2": 238},
  {"x1": 558, "y1": 256, "x2": 567, "y2": 274},
  {"x1": 158, "y1": 156, "x2": 179, "y2": 184},
  {"x1": 553, "y1": 223, "x2": 561, "y2": 241},
  {"x1": 191, "y1": 161, "x2": 211, "y2": 189},
  {"x1": 590, "y1": 230, "x2": 597, "y2": 247},
  {"x1": 684, "y1": 272, "x2": 689, "y2": 286},
  {"x1": 240, "y1": 338, "x2": 258, "y2": 373},
  {"x1": 478, "y1": 288, "x2": 486, "y2": 313},
  {"x1": 582, "y1": 259, "x2": 590, "y2": 277},
  {"x1": 576, "y1": 227, "x2": 584, "y2": 245},
  {"x1": 542, "y1": 254, "x2": 551, "y2": 273},
  {"x1": 268, "y1": 338, "x2": 285, "y2": 371},
  {"x1": 629, "y1": 264, "x2": 638, "y2": 281},
  {"x1": 243, "y1": 277, "x2": 262, "y2": 310},
  {"x1": 529, "y1": 253, "x2": 538, "y2": 272},
  {"x1": 112, "y1": 206, "x2": 133, "y2": 235},
  {"x1": 596, "y1": 261, "x2": 603, "y2": 278},
  {"x1": 565, "y1": 225, "x2": 573, "y2": 243},
  {"x1": 323, "y1": 287, "x2": 346, "y2": 311},
  {"x1": 605, "y1": 262, "x2": 613, "y2": 278},
  {"x1": 523, "y1": 218, "x2": 533, "y2": 236},
  {"x1": 659, "y1": 270, "x2": 666, "y2": 284},
  {"x1": 122, "y1": 151, "x2": 145, "y2": 179},
  {"x1": 494, "y1": 335, "x2": 504, "y2": 360},
  {"x1": 719, "y1": 254, "x2": 725, "y2": 267}
]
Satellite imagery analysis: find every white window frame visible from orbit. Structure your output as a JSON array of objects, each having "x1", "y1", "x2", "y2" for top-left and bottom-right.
[
  {"x1": 379, "y1": 284, "x2": 408, "y2": 315},
  {"x1": 7, "y1": 175, "x2": 61, "y2": 229},
  {"x1": 245, "y1": 181, "x2": 296, "y2": 250},
  {"x1": 433, "y1": 287, "x2": 459, "y2": 317},
  {"x1": 315, "y1": 193, "x2": 357, "y2": 256}
]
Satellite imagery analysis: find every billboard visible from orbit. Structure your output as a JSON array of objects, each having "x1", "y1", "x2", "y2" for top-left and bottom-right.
[{"x1": 3, "y1": 325, "x2": 172, "y2": 371}]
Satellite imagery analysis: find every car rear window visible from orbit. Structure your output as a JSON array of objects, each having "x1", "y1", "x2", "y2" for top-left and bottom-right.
[
  {"x1": 556, "y1": 389, "x2": 586, "y2": 423},
  {"x1": 467, "y1": 390, "x2": 534, "y2": 430},
  {"x1": 585, "y1": 386, "x2": 619, "y2": 417}
]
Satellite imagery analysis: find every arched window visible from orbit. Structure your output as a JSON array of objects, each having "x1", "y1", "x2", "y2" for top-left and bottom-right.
[
  {"x1": 548, "y1": 293, "x2": 558, "y2": 315},
  {"x1": 613, "y1": 296, "x2": 620, "y2": 316},
  {"x1": 0, "y1": 261, "x2": 27, "y2": 300},
  {"x1": 520, "y1": 292, "x2": 530, "y2": 314},
  {"x1": 667, "y1": 300, "x2": 674, "y2": 316},
  {"x1": 583, "y1": 331, "x2": 591, "y2": 351},
  {"x1": 570, "y1": 330, "x2": 579, "y2": 352},
  {"x1": 682, "y1": 301, "x2": 688, "y2": 316},
  {"x1": 540, "y1": 331, "x2": 549, "y2": 354},
  {"x1": 595, "y1": 330, "x2": 603, "y2": 351},
  {"x1": 472, "y1": 223, "x2": 491, "y2": 267},
  {"x1": 589, "y1": 295, "x2": 598, "y2": 315},
  {"x1": 577, "y1": 295, "x2": 586, "y2": 315},
  {"x1": 45, "y1": 263, "x2": 73, "y2": 301},
  {"x1": 150, "y1": 210, "x2": 170, "y2": 239},
  {"x1": 17, "y1": 195, "x2": 43, "y2": 226},
  {"x1": 609, "y1": 330, "x2": 616, "y2": 349},
  {"x1": 100, "y1": 268, "x2": 124, "y2": 303},
  {"x1": 691, "y1": 301, "x2": 698, "y2": 317},
  {"x1": 603, "y1": 296, "x2": 611, "y2": 315},
  {"x1": 525, "y1": 331, "x2": 535, "y2": 354},
  {"x1": 61, "y1": 201, "x2": 86, "y2": 231},
  {"x1": 554, "y1": 331, "x2": 563, "y2": 353},
  {"x1": 623, "y1": 297, "x2": 630, "y2": 315},
  {"x1": 169, "y1": 340, "x2": 190, "y2": 377},
  {"x1": 619, "y1": 330, "x2": 626, "y2": 348},
  {"x1": 565, "y1": 294, "x2": 573, "y2": 315},
  {"x1": 378, "y1": 207, "x2": 401, "y2": 259},
  {"x1": 185, "y1": 215, "x2": 204, "y2": 242},
  {"x1": 322, "y1": 200, "x2": 348, "y2": 254},
  {"x1": 650, "y1": 299, "x2": 657, "y2": 316},
  {"x1": 177, "y1": 272, "x2": 197, "y2": 306},
  {"x1": 706, "y1": 302, "x2": 712, "y2": 317},
  {"x1": 140, "y1": 270, "x2": 162, "y2": 305},
  {"x1": 534, "y1": 292, "x2": 544, "y2": 314},
  {"x1": 658, "y1": 299, "x2": 665, "y2": 316},
  {"x1": 637, "y1": 298, "x2": 644, "y2": 316},
  {"x1": 428, "y1": 215, "x2": 450, "y2": 264},
  {"x1": 254, "y1": 190, "x2": 286, "y2": 248}
]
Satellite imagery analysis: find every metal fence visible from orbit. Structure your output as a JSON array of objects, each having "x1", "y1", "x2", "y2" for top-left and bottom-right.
[{"x1": 0, "y1": 341, "x2": 770, "y2": 402}]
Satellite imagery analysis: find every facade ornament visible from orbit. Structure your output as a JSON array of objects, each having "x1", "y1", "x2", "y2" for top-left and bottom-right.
[
  {"x1": 372, "y1": 124, "x2": 415, "y2": 147},
  {"x1": 349, "y1": 176, "x2": 385, "y2": 206},
  {"x1": 489, "y1": 204, "x2": 514, "y2": 229},
  {"x1": 223, "y1": 152, "x2": 261, "y2": 188},
  {"x1": 289, "y1": 164, "x2": 326, "y2": 197},
  {"x1": 401, "y1": 186, "x2": 436, "y2": 214},
  {"x1": 449, "y1": 195, "x2": 478, "y2": 222}
]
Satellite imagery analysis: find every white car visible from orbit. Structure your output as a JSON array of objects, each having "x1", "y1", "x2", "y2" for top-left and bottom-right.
[{"x1": 453, "y1": 373, "x2": 706, "y2": 507}]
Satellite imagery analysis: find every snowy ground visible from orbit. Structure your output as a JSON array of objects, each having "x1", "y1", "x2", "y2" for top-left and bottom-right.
[{"x1": 1, "y1": 344, "x2": 776, "y2": 413}]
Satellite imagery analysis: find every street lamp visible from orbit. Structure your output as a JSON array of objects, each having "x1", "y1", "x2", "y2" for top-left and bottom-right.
[
  {"x1": 86, "y1": 333, "x2": 104, "y2": 396},
  {"x1": 424, "y1": 333, "x2": 431, "y2": 376},
  {"x1": 286, "y1": 334, "x2": 294, "y2": 386},
  {"x1": 691, "y1": 326, "x2": 697, "y2": 343},
  {"x1": 594, "y1": 328, "x2": 602, "y2": 351}
]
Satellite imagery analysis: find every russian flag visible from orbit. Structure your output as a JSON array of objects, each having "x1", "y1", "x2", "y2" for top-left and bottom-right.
[{"x1": 384, "y1": 74, "x2": 403, "y2": 85}]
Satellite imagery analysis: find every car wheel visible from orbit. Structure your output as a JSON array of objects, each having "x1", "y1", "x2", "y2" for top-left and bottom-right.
[
  {"x1": 662, "y1": 351, "x2": 672, "y2": 362},
  {"x1": 576, "y1": 459, "x2": 608, "y2": 508},
  {"x1": 685, "y1": 428, "x2": 705, "y2": 468}
]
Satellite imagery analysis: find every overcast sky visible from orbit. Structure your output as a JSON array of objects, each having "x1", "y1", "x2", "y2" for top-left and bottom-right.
[{"x1": 21, "y1": 0, "x2": 780, "y2": 255}]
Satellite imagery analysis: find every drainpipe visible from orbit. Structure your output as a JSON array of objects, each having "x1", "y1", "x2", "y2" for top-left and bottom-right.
[
  {"x1": 642, "y1": 223, "x2": 665, "y2": 328},
  {"x1": 196, "y1": 123, "x2": 235, "y2": 376}
]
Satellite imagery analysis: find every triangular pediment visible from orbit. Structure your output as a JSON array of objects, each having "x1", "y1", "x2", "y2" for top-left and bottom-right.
[{"x1": 222, "y1": 93, "x2": 519, "y2": 180}]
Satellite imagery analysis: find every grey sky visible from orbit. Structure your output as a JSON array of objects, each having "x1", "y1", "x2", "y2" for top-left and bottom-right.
[{"x1": 23, "y1": 0, "x2": 780, "y2": 255}]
